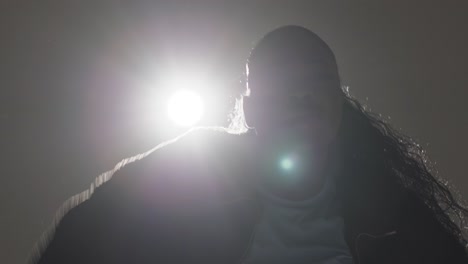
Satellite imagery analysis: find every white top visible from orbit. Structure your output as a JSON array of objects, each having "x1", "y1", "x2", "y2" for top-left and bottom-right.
[{"x1": 244, "y1": 173, "x2": 354, "y2": 264}]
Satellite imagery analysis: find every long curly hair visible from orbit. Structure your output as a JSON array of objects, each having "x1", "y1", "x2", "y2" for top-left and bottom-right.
[{"x1": 337, "y1": 86, "x2": 468, "y2": 246}]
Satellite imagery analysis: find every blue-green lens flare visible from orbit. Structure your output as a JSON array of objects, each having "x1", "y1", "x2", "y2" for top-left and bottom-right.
[{"x1": 280, "y1": 157, "x2": 294, "y2": 171}]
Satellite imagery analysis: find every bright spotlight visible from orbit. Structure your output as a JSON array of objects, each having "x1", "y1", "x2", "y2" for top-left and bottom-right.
[{"x1": 167, "y1": 90, "x2": 204, "y2": 127}]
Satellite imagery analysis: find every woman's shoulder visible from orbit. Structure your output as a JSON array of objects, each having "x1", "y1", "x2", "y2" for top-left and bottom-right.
[{"x1": 164, "y1": 126, "x2": 256, "y2": 159}]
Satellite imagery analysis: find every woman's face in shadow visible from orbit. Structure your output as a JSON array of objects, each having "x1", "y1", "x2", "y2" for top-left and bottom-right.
[{"x1": 244, "y1": 58, "x2": 343, "y2": 176}]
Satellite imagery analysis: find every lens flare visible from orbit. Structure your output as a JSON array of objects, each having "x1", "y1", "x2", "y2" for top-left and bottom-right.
[{"x1": 280, "y1": 157, "x2": 294, "y2": 171}]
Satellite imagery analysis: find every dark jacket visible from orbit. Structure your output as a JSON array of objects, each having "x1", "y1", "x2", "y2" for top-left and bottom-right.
[{"x1": 31, "y1": 128, "x2": 468, "y2": 264}]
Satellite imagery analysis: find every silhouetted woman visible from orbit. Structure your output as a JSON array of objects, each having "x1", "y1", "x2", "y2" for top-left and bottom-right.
[{"x1": 32, "y1": 25, "x2": 468, "y2": 264}]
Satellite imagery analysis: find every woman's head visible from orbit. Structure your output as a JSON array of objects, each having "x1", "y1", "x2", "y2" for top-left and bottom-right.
[{"x1": 243, "y1": 25, "x2": 344, "y2": 178}]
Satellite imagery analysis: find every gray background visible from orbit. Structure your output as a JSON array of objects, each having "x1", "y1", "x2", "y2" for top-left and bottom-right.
[{"x1": 1, "y1": 1, "x2": 467, "y2": 263}]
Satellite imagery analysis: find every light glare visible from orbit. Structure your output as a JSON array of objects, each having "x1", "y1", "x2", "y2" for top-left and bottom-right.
[
  {"x1": 280, "y1": 158, "x2": 294, "y2": 171},
  {"x1": 167, "y1": 90, "x2": 204, "y2": 127}
]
